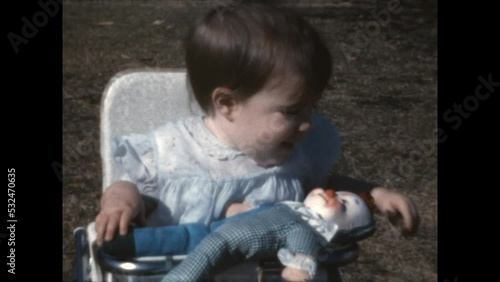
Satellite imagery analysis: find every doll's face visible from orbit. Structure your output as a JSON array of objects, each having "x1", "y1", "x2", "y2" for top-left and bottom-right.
[{"x1": 304, "y1": 188, "x2": 372, "y2": 230}]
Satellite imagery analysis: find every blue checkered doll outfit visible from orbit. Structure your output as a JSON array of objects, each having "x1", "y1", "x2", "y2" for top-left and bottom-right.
[
  {"x1": 158, "y1": 200, "x2": 374, "y2": 282},
  {"x1": 162, "y1": 203, "x2": 325, "y2": 282},
  {"x1": 101, "y1": 199, "x2": 375, "y2": 281}
]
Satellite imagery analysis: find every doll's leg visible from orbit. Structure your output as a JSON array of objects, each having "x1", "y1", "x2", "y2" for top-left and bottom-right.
[
  {"x1": 161, "y1": 232, "x2": 242, "y2": 282},
  {"x1": 162, "y1": 206, "x2": 277, "y2": 280},
  {"x1": 101, "y1": 223, "x2": 210, "y2": 257},
  {"x1": 162, "y1": 212, "x2": 276, "y2": 282}
]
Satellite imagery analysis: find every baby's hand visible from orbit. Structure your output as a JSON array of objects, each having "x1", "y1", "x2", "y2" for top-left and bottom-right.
[
  {"x1": 94, "y1": 181, "x2": 145, "y2": 246},
  {"x1": 225, "y1": 203, "x2": 252, "y2": 218},
  {"x1": 371, "y1": 187, "x2": 420, "y2": 236},
  {"x1": 281, "y1": 266, "x2": 311, "y2": 282}
]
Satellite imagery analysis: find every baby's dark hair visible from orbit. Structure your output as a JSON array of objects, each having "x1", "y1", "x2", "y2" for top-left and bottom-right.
[{"x1": 185, "y1": 2, "x2": 332, "y2": 114}]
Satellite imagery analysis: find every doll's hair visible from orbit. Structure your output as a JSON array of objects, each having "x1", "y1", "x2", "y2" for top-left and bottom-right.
[{"x1": 185, "y1": 2, "x2": 332, "y2": 114}]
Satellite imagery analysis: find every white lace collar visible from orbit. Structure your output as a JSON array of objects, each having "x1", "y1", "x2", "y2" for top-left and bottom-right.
[
  {"x1": 183, "y1": 115, "x2": 245, "y2": 161},
  {"x1": 280, "y1": 201, "x2": 338, "y2": 244}
]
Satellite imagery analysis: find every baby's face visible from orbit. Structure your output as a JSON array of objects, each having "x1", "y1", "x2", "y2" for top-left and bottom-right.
[
  {"x1": 227, "y1": 74, "x2": 318, "y2": 166},
  {"x1": 304, "y1": 188, "x2": 372, "y2": 230}
]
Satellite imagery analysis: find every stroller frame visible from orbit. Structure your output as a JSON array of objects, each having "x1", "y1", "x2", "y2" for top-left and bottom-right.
[{"x1": 72, "y1": 68, "x2": 360, "y2": 282}]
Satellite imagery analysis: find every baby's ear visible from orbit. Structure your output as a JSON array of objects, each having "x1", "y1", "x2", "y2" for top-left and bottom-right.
[{"x1": 211, "y1": 87, "x2": 237, "y2": 120}]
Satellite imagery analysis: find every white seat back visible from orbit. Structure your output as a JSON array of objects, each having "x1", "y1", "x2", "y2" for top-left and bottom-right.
[{"x1": 100, "y1": 68, "x2": 203, "y2": 189}]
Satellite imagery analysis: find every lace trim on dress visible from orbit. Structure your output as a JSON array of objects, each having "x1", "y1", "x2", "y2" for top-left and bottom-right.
[{"x1": 183, "y1": 116, "x2": 245, "y2": 161}]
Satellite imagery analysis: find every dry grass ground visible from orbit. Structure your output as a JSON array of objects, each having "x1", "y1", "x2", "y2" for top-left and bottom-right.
[{"x1": 63, "y1": 1, "x2": 437, "y2": 281}]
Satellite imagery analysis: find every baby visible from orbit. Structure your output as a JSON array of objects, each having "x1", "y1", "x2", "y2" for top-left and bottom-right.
[
  {"x1": 95, "y1": 2, "x2": 419, "y2": 265},
  {"x1": 101, "y1": 188, "x2": 375, "y2": 281}
]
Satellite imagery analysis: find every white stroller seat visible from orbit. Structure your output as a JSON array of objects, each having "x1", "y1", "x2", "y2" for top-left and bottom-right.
[
  {"x1": 100, "y1": 68, "x2": 202, "y2": 190},
  {"x1": 73, "y1": 68, "x2": 360, "y2": 282}
]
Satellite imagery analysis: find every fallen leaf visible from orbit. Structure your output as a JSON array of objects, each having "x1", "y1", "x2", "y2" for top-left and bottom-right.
[{"x1": 97, "y1": 21, "x2": 114, "y2": 26}]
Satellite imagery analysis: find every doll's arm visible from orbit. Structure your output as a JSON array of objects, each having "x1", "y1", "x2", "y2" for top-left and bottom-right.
[
  {"x1": 279, "y1": 227, "x2": 321, "y2": 280},
  {"x1": 278, "y1": 249, "x2": 316, "y2": 281},
  {"x1": 281, "y1": 266, "x2": 311, "y2": 282}
]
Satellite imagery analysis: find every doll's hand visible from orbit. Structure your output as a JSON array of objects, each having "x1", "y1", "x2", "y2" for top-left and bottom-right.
[
  {"x1": 281, "y1": 266, "x2": 311, "y2": 282},
  {"x1": 225, "y1": 203, "x2": 252, "y2": 218},
  {"x1": 371, "y1": 187, "x2": 420, "y2": 236}
]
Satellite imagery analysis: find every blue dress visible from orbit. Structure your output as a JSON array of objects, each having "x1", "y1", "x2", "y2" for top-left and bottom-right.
[{"x1": 111, "y1": 114, "x2": 341, "y2": 226}]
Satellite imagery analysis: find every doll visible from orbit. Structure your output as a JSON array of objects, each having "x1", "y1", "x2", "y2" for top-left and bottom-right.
[{"x1": 101, "y1": 188, "x2": 375, "y2": 281}]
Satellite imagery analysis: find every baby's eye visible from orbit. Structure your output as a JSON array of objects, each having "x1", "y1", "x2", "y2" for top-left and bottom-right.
[
  {"x1": 280, "y1": 104, "x2": 316, "y2": 120},
  {"x1": 281, "y1": 107, "x2": 300, "y2": 116}
]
